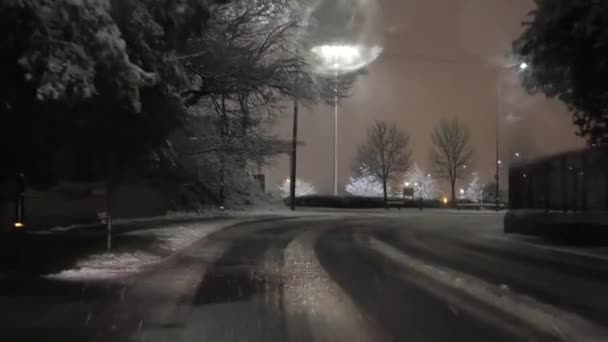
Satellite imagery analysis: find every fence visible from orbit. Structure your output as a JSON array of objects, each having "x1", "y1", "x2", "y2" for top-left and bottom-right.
[{"x1": 509, "y1": 146, "x2": 608, "y2": 211}]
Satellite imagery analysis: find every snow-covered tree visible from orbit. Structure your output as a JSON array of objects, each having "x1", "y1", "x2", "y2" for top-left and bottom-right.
[
  {"x1": 345, "y1": 164, "x2": 384, "y2": 197},
  {"x1": 464, "y1": 173, "x2": 483, "y2": 203},
  {"x1": 278, "y1": 178, "x2": 317, "y2": 198},
  {"x1": 404, "y1": 164, "x2": 438, "y2": 200}
]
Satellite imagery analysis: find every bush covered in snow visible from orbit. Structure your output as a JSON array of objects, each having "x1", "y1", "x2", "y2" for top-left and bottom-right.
[
  {"x1": 345, "y1": 164, "x2": 384, "y2": 197},
  {"x1": 404, "y1": 164, "x2": 438, "y2": 200},
  {"x1": 464, "y1": 173, "x2": 483, "y2": 203},
  {"x1": 278, "y1": 178, "x2": 317, "y2": 198}
]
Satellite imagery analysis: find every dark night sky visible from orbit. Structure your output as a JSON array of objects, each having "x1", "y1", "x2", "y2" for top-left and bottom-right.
[{"x1": 267, "y1": 0, "x2": 585, "y2": 195}]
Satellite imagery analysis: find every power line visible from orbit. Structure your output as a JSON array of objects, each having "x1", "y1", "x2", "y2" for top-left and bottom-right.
[{"x1": 379, "y1": 49, "x2": 499, "y2": 68}]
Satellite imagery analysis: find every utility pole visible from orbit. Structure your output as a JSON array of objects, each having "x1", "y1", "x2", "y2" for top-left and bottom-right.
[
  {"x1": 496, "y1": 71, "x2": 502, "y2": 212},
  {"x1": 333, "y1": 67, "x2": 339, "y2": 196},
  {"x1": 290, "y1": 99, "x2": 299, "y2": 210}
]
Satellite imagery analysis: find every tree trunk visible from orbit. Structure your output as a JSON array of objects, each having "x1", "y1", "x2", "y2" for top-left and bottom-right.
[
  {"x1": 106, "y1": 180, "x2": 114, "y2": 252},
  {"x1": 451, "y1": 179, "x2": 456, "y2": 208},
  {"x1": 219, "y1": 96, "x2": 227, "y2": 207},
  {"x1": 383, "y1": 178, "x2": 388, "y2": 209}
]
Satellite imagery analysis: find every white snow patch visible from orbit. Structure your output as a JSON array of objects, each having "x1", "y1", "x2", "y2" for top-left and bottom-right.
[
  {"x1": 48, "y1": 252, "x2": 159, "y2": 280},
  {"x1": 365, "y1": 237, "x2": 608, "y2": 342},
  {"x1": 283, "y1": 231, "x2": 387, "y2": 341},
  {"x1": 48, "y1": 220, "x2": 239, "y2": 281},
  {"x1": 125, "y1": 222, "x2": 229, "y2": 252}
]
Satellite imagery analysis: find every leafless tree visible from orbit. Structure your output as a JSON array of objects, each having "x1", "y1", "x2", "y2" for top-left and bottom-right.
[
  {"x1": 356, "y1": 121, "x2": 412, "y2": 203},
  {"x1": 430, "y1": 118, "x2": 474, "y2": 205},
  {"x1": 170, "y1": 0, "x2": 357, "y2": 205}
]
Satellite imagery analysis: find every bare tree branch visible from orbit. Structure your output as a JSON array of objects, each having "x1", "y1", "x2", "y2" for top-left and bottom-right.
[
  {"x1": 355, "y1": 121, "x2": 412, "y2": 203},
  {"x1": 430, "y1": 117, "x2": 474, "y2": 204}
]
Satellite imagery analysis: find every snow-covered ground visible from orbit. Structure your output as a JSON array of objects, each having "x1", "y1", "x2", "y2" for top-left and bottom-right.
[
  {"x1": 47, "y1": 220, "x2": 241, "y2": 281},
  {"x1": 44, "y1": 209, "x2": 334, "y2": 282},
  {"x1": 364, "y1": 236, "x2": 608, "y2": 342}
]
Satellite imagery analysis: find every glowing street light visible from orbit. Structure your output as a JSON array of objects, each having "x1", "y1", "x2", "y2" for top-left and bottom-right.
[
  {"x1": 310, "y1": 44, "x2": 383, "y2": 75},
  {"x1": 311, "y1": 44, "x2": 383, "y2": 196},
  {"x1": 496, "y1": 57, "x2": 529, "y2": 211},
  {"x1": 305, "y1": 0, "x2": 384, "y2": 196}
]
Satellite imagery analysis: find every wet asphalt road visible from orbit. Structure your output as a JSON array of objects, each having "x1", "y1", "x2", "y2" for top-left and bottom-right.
[{"x1": 2, "y1": 211, "x2": 608, "y2": 341}]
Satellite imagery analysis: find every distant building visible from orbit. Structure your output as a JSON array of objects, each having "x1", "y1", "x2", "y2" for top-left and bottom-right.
[{"x1": 509, "y1": 146, "x2": 608, "y2": 211}]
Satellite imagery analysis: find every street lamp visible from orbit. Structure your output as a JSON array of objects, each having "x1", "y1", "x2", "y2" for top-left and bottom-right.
[
  {"x1": 305, "y1": 0, "x2": 384, "y2": 196},
  {"x1": 311, "y1": 44, "x2": 382, "y2": 196},
  {"x1": 495, "y1": 60, "x2": 528, "y2": 211}
]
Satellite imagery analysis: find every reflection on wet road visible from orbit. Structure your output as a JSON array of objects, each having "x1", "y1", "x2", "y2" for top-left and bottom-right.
[{"x1": 3, "y1": 213, "x2": 608, "y2": 342}]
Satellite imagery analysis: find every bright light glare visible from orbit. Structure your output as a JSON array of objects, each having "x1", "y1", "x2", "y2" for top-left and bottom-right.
[
  {"x1": 315, "y1": 45, "x2": 361, "y2": 60},
  {"x1": 519, "y1": 62, "x2": 529, "y2": 70},
  {"x1": 442, "y1": 197, "x2": 449, "y2": 205},
  {"x1": 405, "y1": 182, "x2": 410, "y2": 187},
  {"x1": 459, "y1": 189, "x2": 465, "y2": 195},
  {"x1": 310, "y1": 44, "x2": 383, "y2": 75}
]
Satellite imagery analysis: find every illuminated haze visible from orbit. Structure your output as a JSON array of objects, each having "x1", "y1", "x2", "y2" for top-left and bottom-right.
[{"x1": 267, "y1": 0, "x2": 585, "y2": 195}]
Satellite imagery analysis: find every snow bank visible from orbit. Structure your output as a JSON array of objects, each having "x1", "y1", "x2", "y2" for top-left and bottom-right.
[
  {"x1": 365, "y1": 237, "x2": 608, "y2": 342},
  {"x1": 47, "y1": 220, "x2": 238, "y2": 281},
  {"x1": 125, "y1": 222, "x2": 230, "y2": 252},
  {"x1": 48, "y1": 252, "x2": 159, "y2": 280}
]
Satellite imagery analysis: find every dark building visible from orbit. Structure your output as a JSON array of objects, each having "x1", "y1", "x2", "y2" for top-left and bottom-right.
[{"x1": 509, "y1": 146, "x2": 608, "y2": 211}]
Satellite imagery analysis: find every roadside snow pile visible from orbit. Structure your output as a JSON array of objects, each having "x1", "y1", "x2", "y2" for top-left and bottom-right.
[
  {"x1": 48, "y1": 220, "x2": 237, "y2": 281},
  {"x1": 126, "y1": 223, "x2": 228, "y2": 252},
  {"x1": 48, "y1": 252, "x2": 159, "y2": 280}
]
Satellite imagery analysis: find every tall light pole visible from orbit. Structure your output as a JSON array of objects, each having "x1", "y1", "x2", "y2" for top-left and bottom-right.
[
  {"x1": 496, "y1": 61, "x2": 528, "y2": 211},
  {"x1": 333, "y1": 66, "x2": 339, "y2": 196},
  {"x1": 311, "y1": 44, "x2": 380, "y2": 196},
  {"x1": 290, "y1": 99, "x2": 299, "y2": 210}
]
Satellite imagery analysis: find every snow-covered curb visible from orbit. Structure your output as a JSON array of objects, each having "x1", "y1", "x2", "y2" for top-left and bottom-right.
[
  {"x1": 364, "y1": 236, "x2": 608, "y2": 342},
  {"x1": 46, "y1": 219, "x2": 242, "y2": 281}
]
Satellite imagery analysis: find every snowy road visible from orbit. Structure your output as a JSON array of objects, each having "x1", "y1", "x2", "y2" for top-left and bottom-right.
[{"x1": 2, "y1": 211, "x2": 608, "y2": 341}]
